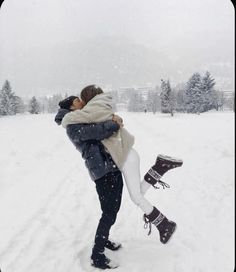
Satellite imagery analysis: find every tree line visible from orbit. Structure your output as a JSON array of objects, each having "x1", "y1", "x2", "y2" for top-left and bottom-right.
[
  {"x1": 125, "y1": 71, "x2": 234, "y2": 115},
  {"x1": 0, "y1": 71, "x2": 234, "y2": 117},
  {"x1": 0, "y1": 80, "x2": 66, "y2": 116}
]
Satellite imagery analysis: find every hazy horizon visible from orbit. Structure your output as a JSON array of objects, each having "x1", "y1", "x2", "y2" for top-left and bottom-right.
[{"x1": 0, "y1": 0, "x2": 234, "y2": 97}]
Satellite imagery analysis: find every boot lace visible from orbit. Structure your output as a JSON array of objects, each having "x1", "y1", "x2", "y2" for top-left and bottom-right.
[
  {"x1": 152, "y1": 179, "x2": 170, "y2": 189},
  {"x1": 143, "y1": 214, "x2": 152, "y2": 235}
]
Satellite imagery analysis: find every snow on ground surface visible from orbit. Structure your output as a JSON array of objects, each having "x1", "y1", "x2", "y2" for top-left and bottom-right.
[{"x1": 0, "y1": 111, "x2": 234, "y2": 272}]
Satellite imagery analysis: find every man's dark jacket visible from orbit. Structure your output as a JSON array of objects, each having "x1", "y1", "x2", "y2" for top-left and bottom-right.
[{"x1": 55, "y1": 109, "x2": 120, "y2": 180}]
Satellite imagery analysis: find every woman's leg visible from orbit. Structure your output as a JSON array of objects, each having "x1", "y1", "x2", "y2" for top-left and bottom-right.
[
  {"x1": 122, "y1": 149, "x2": 177, "y2": 244},
  {"x1": 121, "y1": 148, "x2": 153, "y2": 215},
  {"x1": 140, "y1": 179, "x2": 151, "y2": 195}
]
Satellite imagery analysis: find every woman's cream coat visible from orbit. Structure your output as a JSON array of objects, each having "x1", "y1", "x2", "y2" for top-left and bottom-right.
[{"x1": 61, "y1": 93, "x2": 134, "y2": 168}]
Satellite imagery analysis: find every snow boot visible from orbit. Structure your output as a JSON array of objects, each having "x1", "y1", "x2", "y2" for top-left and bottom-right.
[
  {"x1": 91, "y1": 251, "x2": 119, "y2": 269},
  {"x1": 105, "y1": 240, "x2": 122, "y2": 251},
  {"x1": 143, "y1": 207, "x2": 177, "y2": 244},
  {"x1": 144, "y1": 154, "x2": 183, "y2": 188}
]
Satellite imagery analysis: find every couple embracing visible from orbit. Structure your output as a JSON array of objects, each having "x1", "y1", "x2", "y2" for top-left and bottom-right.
[{"x1": 55, "y1": 85, "x2": 183, "y2": 270}]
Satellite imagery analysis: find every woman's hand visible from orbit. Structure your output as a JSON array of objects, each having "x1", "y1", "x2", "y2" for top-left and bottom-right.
[{"x1": 112, "y1": 114, "x2": 124, "y2": 127}]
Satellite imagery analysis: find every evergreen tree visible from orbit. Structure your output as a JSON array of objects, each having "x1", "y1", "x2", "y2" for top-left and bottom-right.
[
  {"x1": 184, "y1": 73, "x2": 202, "y2": 113},
  {"x1": 200, "y1": 71, "x2": 216, "y2": 111},
  {"x1": 160, "y1": 79, "x2": 168, "y2": 113},
  {"x1": 0, "y1": 80, "x2": 16, "y2": 116},
  {"x1": 160, "y1": 79, "x2": 174, "y2": 116},
  {"x1": 29, "y1": 96, "x2": 40, "y2": 114},
  {"x1": 185, "y1": 71, "x2": 219, "y2": 113},
  {"x1": 12, "y1": 96, "x2": 25, "y2": 114}
]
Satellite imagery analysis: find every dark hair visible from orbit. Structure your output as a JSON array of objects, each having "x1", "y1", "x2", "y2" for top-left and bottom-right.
[
  {"x1": 58, "y1": 95, "x2": 78, "y2": 110},
  {"x1": 80, "y1": 85, "x2": 103, "y2": 104}
]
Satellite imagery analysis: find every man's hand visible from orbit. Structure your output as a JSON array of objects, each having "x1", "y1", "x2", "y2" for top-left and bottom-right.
[{"x1": 112, "y1": 114, "x2": 124, "y2": 127}]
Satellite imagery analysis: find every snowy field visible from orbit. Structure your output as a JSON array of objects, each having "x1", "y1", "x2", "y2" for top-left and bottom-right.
[{"x1": 0, "y1": 111, "x2": 234, "y2": 272}]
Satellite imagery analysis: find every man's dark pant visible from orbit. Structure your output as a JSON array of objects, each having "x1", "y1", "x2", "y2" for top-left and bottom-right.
[{"x1": 93, "y1": 171, "x2": 123, "y2": 254}]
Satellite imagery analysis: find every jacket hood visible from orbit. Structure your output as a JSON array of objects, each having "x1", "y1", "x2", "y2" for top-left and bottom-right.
[
  {"x1": 54, "y1": 108, "x2": 71, "y2": 125},
  {"x1": 61, "y1": 93, "x2": 113, "y2": 128}
]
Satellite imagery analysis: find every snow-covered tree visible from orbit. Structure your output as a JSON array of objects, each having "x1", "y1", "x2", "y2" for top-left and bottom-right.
[
  {"x1": 0, "y1": 80, "x2": 17, "y2": 116},
  {"x1": 184, "y1": 72, "x2": 219, "y2": 113},
  {"x1": 184, "y1": 73, "x2": 202, "y2": 113},
  {"x1": 29, "y1": 96, "x2": 41, "y2": 114},
  {"x1": 200, "y1": 71, "x2": 217, "y2": 111},
  {"x1": 160, "y1": 79, "x2": 174, "y2": 116},
  {"x1": 12, "y1": 95, "x2": 25, "y2": 114}
]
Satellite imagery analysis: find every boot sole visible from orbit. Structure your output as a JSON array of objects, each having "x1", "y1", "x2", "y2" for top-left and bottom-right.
[
  {"x1": 157, "y1": 154, "x2": 183, "y2": 165},
  {"x1": 91, "y1": 263, "x2": 118, "y2": 269}
]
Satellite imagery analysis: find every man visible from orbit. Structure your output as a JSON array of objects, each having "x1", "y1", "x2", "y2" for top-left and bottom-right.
[{"x1": 55, "y1": 96, "x2": 123, "y2": 269}]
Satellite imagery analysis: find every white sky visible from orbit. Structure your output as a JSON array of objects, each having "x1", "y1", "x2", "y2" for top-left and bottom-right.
[{"x1": 0, "y1": 0, "x2": 234, "y2": 95}]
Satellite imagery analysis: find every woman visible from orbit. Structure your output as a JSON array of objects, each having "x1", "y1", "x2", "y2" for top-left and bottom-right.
[{"x1": 61, "y1": 85, "x2": 183, "y2": 245}]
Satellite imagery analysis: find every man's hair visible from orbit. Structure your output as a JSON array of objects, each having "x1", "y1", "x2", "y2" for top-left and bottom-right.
[
  {"x1": 80, "y1": 85, "x2": 103, "y2": 104},
  {"x1": 58, "y1": 95, "x2": 78, "y2": 110}
]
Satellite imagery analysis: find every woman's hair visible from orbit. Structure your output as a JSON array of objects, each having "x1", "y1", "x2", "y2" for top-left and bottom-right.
[{"x1": 80, "y1": 85, "x2": 103, "y2": 104}]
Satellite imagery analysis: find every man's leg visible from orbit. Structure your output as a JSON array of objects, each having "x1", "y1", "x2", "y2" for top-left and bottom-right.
[{"x1": 91, "y1": 171, "x2": 123, "y2": 268}]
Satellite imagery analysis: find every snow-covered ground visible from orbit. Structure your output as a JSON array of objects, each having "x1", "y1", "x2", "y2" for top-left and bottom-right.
[{"x1": 0, "y1": 111, "x2": 234, "y2": 272}]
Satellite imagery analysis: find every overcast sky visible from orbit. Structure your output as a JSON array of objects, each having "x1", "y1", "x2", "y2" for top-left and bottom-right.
[{"x1": 0, "y1": 0, "x2": 234, "y2": 96}]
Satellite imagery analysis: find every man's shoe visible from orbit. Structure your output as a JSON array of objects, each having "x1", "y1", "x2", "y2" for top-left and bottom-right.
[
  {"x1": 91, "y1": 251, "x2": 118, "y2": 269},
  {"x1": 105, "y1": 240, "x2": 122, "y2": 251}
]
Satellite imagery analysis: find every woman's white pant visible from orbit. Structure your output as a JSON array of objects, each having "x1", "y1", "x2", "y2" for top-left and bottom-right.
[{"x1": 121, "y1": 148, "x2": 153, "y2": 215}]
